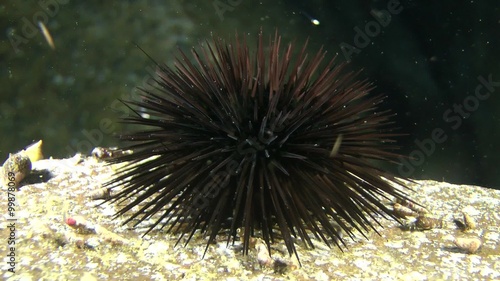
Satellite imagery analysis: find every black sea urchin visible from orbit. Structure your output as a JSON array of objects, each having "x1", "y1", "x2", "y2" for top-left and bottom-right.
[{"x1": 105, "y1": 30, "x2": 412, "y2": 260}]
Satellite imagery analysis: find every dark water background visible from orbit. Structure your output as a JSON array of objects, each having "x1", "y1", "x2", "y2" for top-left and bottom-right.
[{"x1": 1, "y1": 1, "x2": 499, "y2": 188}]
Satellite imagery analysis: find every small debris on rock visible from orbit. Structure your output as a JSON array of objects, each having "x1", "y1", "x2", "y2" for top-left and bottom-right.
[{"x1": 454, "y1": 237, "x2": 482, "y2": 254}]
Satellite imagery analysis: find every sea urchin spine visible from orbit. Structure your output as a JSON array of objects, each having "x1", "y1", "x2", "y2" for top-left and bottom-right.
[{"x1": 105, "y1": 30, "x2": 412, "y2": 260}]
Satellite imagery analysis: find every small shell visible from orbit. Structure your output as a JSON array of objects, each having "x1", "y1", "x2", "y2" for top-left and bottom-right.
[
  {"x1": 255, "y1": 238, "x2": 273, "y2": 266},
  {"x1": 414, "y1": 215, "x2": 444, "y2": 230},
  {"x1": 65, "y1": 216, "x2": 128, "y2": 246},
  {"x1": 92, "y1": 147, "x2": 115, "y2": 159},
  {"x1": 393, "y1": 203, "x2": 419, "y2": 218},
  {"x1": 92, "y1": 147, "x2": 132, "y2": 160},
  {"x1": 396, "y1": 198, "x2": 428, "y2": 214},
  {"x1": 87, "y1": 187, "x2": 111, "y2": 200},
  {"x1": 24, "y1": 140, "x2": 44, "y2": 162},
  {"x1": 463, "y1": 212, "x2": 477, "y2": 231},
  {"x1": 2, "y1": 152, "x2": 32, "y2": 188},
  {"x1": 454, "y1": 237, "x2": 482, "y2": 254}
]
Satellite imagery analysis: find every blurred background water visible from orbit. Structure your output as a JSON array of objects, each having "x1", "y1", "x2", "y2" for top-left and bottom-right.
[{"x1": 1, "y1": 0, "x2": 499, "y2": 188}]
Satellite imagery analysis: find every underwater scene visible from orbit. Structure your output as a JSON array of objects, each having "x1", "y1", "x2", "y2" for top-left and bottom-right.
[
  {"x1": 2, "y1": 0, "x2": 499, "y2": 188},
  {"x1": 1, "y1": 1, "x2": 499, "y2": 280}
]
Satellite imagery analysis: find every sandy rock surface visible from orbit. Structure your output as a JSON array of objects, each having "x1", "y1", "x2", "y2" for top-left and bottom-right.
[{"x1": 1, "y1": 156, "x2": 499, "y2": 280}]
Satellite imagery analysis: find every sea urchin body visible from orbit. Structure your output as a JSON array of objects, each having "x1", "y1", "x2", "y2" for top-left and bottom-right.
[{"x1": 105, "y1": 30, "x2": 412, "y2": 260}]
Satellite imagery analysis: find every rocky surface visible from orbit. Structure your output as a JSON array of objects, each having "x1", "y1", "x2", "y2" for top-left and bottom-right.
[{"x1": 1, "y1": 156, "x2": 499, "y2": 280}]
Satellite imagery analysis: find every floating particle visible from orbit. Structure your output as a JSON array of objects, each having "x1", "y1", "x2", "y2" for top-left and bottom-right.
[{"x1": 38, "y1": 21, "x2": 55, "y2": 50}]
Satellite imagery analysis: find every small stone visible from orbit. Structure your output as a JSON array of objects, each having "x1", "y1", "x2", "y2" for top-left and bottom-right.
[{"x1": 454, "y1": 237, "x2": 482, "y2": 254}]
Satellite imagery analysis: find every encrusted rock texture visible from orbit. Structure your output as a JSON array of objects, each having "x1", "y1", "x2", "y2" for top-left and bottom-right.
[{"x1": 1, "y1": 156, "x2": 499, "y2": 280}]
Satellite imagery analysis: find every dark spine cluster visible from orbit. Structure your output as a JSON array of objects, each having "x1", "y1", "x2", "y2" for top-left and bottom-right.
[{"x1": 105, "y1": 30, "x2": 411, "y2": 260}]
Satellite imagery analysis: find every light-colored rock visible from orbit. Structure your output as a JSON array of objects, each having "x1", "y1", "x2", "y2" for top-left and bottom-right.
[{"x1": 1, "y1": 156, "x2": 499, "y2": 280}]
